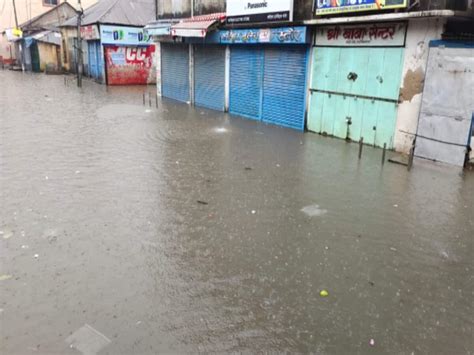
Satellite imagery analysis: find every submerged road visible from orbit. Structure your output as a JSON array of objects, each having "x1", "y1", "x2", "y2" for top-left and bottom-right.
[{"x1": 1, "y1": 71, "x2": 473, "y2": 354}]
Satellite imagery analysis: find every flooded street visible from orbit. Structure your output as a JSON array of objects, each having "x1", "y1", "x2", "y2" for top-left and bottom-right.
[{"x1": 1, "y1": 71, "x2": 473, "y2": 354}]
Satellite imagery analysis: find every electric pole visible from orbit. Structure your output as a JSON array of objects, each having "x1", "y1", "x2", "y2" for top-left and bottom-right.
[
  {"x1": 12, "y1": 0, "x2": 25, "y2": 71},
  {"x1": 77, "y1": 0, "x2": 83, "y2": 87}
]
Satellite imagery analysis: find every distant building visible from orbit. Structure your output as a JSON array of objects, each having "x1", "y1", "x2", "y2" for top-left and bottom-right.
[
  {"x1": 61, "y1": 0, "x2": 156, "y2": 85},
  {"x1": 0, "y1": 0, "x2": 97, "y2": 66},
  {"x1": 12, "y1": 2, "x2": 78, "y2": 72}
]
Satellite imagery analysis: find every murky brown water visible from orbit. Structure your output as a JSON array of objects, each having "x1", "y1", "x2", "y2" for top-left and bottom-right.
[{"x1": 1, "y1": 71, "x2": 473, "y2": 354}]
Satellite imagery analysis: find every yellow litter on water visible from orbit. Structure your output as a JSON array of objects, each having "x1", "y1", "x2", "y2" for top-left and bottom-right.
[
  {"x1": 320, "y1": 290, "x2": 329, "y2": 297},
  {"x1": 0, "y1": 274, "x2": 13, "y2": 281}
]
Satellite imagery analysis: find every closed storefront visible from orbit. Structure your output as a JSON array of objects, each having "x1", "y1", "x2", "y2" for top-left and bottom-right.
[
  {"x1": 194, "y1": 45, "x2": 226, "y2": 111},
  {"x1": 161, "y1": 43, "x2": 190, "y2": 103},
  {"x1": 414, "y1": 41, "x2": 474, "y2": 167},
  {"x1": 224, "y1": 27, "x2": 309, "y2": 131},
  {"x1": 308, "y1": 23, "x2": 406, "y2": 148}
]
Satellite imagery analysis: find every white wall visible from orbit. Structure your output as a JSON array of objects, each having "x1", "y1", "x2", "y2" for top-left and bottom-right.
[{"x1": 393, "y1": 17, "x2": 446, "y2": 154}]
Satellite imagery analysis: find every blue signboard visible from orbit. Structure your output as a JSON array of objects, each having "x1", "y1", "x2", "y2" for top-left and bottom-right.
[{"x1": 216, "y1": 27, "x2": 307, "y2": 44}]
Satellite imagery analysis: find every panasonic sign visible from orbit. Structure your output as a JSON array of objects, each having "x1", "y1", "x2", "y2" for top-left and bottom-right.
[{"x1": 226, "y1": 0, "x2": 293, "y2": 24}]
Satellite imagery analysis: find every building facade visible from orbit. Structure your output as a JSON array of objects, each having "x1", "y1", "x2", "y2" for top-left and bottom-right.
[
  {"x1": 0, "y1": 0, "x2": 97, "y2": 66},
  {"x1": 60, "y1": 0, "x2": 157, "y2": 85},
  {"x1": 147, "y1": 0, "x2": 473, "y2": 163}
]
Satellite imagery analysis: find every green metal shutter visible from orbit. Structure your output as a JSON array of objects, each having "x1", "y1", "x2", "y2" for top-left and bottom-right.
[
  {"x1": 194, "y1": 45, "x2": 225, "y2": 111},
  {"x1": 308, "y1": 47, "x2": 404, "y2": 148},
  {"x1": 161, "y1": 43, "x2": 189, "y2": 103}
]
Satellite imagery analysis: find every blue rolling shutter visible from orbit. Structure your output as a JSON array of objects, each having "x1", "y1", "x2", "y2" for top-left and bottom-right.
[
  {"x1": 161, "y1": 43, "x2": 189, "y2": 103},
  {"x1": 88, "y1": 41, "x2": 99, "y2": 79},
  {"x1": 262, "y1": 46, "x2": 307, "y2": 131},
  {"x1": 229, "y1": 46, "x2": 263, "y2": 120},
  {"x1": 194, "y1": 45, "x2": 225, "y2": 111}
]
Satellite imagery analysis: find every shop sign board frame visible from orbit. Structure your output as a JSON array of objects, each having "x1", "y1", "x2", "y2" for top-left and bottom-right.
[
  {"x1": 81, "y1": 25, "x2": 100, "y2": 40},
  {"x1": 100, "y1": 25, "x2": 153, "y2": 46}
]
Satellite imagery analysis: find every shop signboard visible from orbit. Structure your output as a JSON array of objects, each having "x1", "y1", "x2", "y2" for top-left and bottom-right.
[
  {"x1": 314, "y1": 23, "x2": 407, "y2": 47},
  {"x1": 227, "y1": 0, "x2": 294, "y2": 24},
  {"x1": 315, "y1": 0, "x2": 407, "y2": 15},
  {"x1": 80, "y1": 25, "x2": 99, "y2": 40},
  {"x1": 218, "y1": 26, "x2": 307, "y2": 44},
  {"x1": 100, "y1": 25, "x2": 152, "y2": 46}
]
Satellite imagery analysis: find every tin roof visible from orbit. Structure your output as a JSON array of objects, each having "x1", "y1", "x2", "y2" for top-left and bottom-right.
[{"x1": 63, "y1": 0, "x2": 155, "y2": 27}]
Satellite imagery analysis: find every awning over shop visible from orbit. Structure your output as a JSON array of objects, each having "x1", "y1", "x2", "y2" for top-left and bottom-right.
[
  {"x1": 170, "y1": 13, "x2": 225, "y2": 38},
  {"x1": 144, "y1": 21, "x2": 174, "y2": 36}
]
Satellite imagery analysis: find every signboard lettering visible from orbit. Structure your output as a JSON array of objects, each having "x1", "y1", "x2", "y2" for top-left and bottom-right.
[
  {"x1": 315, "y1": 23, "x2": 407, "y2": 47},
  {"x1": 315, "y1": 0, "x2": 407, "y2": 15},
  {"x1": 219, "y1": 26, "x2": 306, "y2": 44}
]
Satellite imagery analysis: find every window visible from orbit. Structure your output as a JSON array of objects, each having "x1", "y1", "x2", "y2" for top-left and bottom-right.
[{"x1": 43, "y1": 0, "x2": 59, "y2": 6}]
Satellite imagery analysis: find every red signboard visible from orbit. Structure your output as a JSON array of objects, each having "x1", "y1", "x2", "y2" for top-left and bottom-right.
[{"x1": 104, "y1": 45, "x2": 156, "y2": 85}]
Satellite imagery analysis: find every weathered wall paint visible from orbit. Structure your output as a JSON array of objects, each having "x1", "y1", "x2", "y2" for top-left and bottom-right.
[
  {"x1": 194, "y1": 0, "x2": 225, "y2": 16},
  {"x1": 60, "y1": 27, "x2": 77, "y2": 72},
  {"x1": 393, "y1": 17, "x2": 445, "y2": 154},
  {"x1": 105, "y1": 45, "x2": 156, "y2": 85},
  {"x1": 156, "y1": 0, "x2": 191, "y2": 19},
  {"x1": 38, "y1": 42, "x2": 60, "y2": 72}
]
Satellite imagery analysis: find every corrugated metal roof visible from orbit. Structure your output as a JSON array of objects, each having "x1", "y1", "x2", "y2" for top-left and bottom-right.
[
  {"x1": 63, "y1": 0, "x2": 155, "y2": 27},
  {"x1": 20, "y1": 2, "x2": 77, "y2": 29}
]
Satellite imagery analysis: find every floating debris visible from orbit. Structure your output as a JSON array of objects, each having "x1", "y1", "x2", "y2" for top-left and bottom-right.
[
  {"x1": 369, "y1": 338, "x2": 375, "y2": 346},
  {"x1": 319, "y1": 290, "x2": 329, "y2": 297},
  {"x1": 0, "y1": 275, "x2": 13, "y2": 281},
  {"x1": 197, "y1": 200, "x2": 209, "y2": 205},
  {"x1": 2, "y1": 230, "x2": 13, "y2": 239},
  {"x1": 301, "y1": 204, "x2": 328, "y2": 217},
  {"x1": 65, "y1": 324, "x2": 111, "y2": 355}
]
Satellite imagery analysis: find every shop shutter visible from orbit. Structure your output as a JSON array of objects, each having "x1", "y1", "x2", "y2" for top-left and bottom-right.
[
  {"x1": 161, "y1": 43, "x2": 189, "y2": 103},
  {"x1": 194, "y1": 45, "x2": 225, "y2": 111},
  {"x1": 307, "y1": 47, "x2": 404, "y2": 148},
  {"x1": 229, "y1": 46, "x2": 263, "y2": 120},
  {"x1": 262, "y1": 46, "x2": 307, "y2": 131},
  {"x1": 88, "y1": 41, "x2": 100, "y2": 79}
]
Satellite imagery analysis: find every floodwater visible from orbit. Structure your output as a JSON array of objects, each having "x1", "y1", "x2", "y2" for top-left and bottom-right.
[{"x1": 0, "y1": 71, "x2": 473, "y2": 354}]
